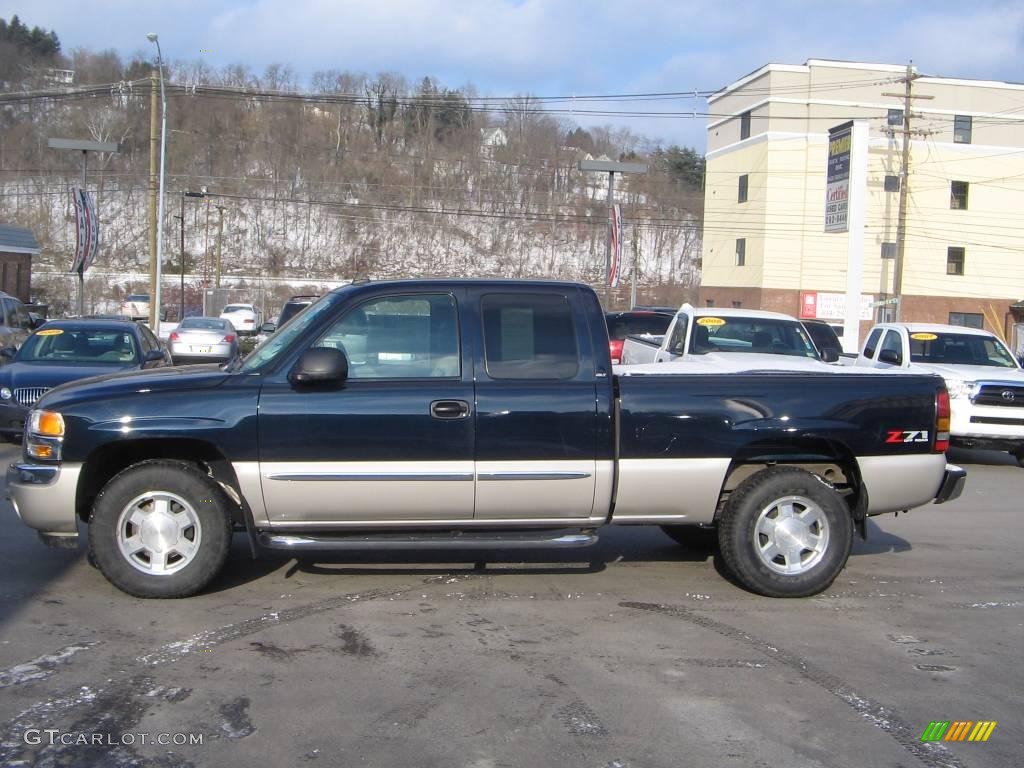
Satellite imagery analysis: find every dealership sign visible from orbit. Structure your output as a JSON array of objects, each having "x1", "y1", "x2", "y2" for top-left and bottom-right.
[
  {"x1": 800, "y1": 291, "x2": 873, "y2": 320},
  {"x1": 825, "y1": 122, "x2": 853, "y2": 233}
]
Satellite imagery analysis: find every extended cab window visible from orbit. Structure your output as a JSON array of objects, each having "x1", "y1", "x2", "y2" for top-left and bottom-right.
[
  {"x1": 482, "y1": 294, "x2": 579, "y2": 379},
  {"x1": 863, "y1": 328, "x2": 883, "y2": 358},
  {"x1": 315, "y1": 294, "x2": 460, "y2": 379}
]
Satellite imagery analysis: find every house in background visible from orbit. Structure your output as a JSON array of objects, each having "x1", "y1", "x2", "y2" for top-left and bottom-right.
[{"x1": 0, "y1": 224, "x2": 39, "y2": 302}]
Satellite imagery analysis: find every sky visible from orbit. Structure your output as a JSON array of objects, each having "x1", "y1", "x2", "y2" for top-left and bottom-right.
[{"x1": 6, "y1": 0, "x2": 1024, "y2": 151}]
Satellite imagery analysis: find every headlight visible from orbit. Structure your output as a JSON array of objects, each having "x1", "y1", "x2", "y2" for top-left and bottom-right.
[
  {"x1": 28, "y1": 410, "x2": 65, "y2": 437},
  {"x1": 0, "y1": 387, "x2": 10, "y2": 400},
  {"x1": 945, "y1": 379, "x2": 976, "y2": 399}
]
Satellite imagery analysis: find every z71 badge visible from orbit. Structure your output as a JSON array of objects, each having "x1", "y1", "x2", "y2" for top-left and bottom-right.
[{"x1": 886, "y1": 429, "x2": 930, "y2": 444}]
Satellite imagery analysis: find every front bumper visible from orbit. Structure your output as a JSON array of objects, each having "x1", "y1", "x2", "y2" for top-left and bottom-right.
[
  {"x1": 6, "y1": 462, "x2": 82, "y2": 544},
  {"x1": 934, "y1": 463, "x2": 967, "y2": 505}
]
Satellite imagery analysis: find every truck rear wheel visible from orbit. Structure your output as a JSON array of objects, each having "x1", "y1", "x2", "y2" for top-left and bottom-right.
[
  {"x1": 88, "y1": 461, "x2": 233, "y2": 598},
  {"x1": 718, "y1": 466, "x2": 852, "y2": 598}
]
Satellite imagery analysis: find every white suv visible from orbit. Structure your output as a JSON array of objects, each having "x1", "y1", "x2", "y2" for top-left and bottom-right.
[
  {"x1": 856, "y1": 322, "x2": 1024, "y2": 465},
  {"x1": 219, "y1": 303, "x2": 262, "y2": 336}
]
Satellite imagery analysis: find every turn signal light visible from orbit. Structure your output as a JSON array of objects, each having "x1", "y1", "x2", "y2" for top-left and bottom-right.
[
  {"x1": 27, "y1": 442, "x2": 55, "y2": 460},
  {"x1": 29, "y1": 410, "x2": 65, "y2": 438},
  {"x1": 935, "y1": 389, "x2": 950, "y2": 453}
]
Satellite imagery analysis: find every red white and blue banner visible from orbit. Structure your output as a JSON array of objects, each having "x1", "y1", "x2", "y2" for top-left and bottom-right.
[
  {"x1": 70, "y1": 187, "x2": 99, "y2": 274},
  {"x1": 609, "y1": 203, "x2": 623, "y2": 287}
]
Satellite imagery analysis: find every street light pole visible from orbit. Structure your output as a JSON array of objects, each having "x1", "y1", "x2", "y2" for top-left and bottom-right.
[{"x1": 147, "y1": 33, "x2": 167, "y2": 331}]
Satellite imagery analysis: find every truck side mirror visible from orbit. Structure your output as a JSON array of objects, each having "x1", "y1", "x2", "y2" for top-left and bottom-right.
[
  {"x1": 289, "y1": 347, "x2": 348, "y2": 386},
  {"x1": 261, "y1": 321, "x2": 277, "y2": 334},
  {"x1": 820, "y1": 347, "x2": 840, "y2": 363},
  {"x1": 878, "y1": 349, "x2": 902, "y2": 366}
]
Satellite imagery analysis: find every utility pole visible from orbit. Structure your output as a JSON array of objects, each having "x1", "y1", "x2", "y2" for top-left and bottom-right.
[
  {"x1": 148, "y1": 68, "x2": 159, "y2": 326},
  {"x1": 174, "y1": 208, "x2": 184, "y2": 321},
  {"x1": 882, "y1": 61, "x2": 933, "y2": 321},
  {"x1": 214, "y1": 205, "x2": 225, "y2": 288}
]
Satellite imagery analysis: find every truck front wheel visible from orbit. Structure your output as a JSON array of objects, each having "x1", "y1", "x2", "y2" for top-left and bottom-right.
[
  {"x1": 88, "y1": 461, "x2": 233, "y2": 598},
  {"x1": 718, "y1": 466, "x2": 852, "y2": 598}
]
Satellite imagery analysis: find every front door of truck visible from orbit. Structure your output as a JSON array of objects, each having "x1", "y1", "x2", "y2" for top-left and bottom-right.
[
  {"x1": 470, "y1": 289, "x2": 599, "y2": 520},
  {"x1": 258, "y1": 291, "x2": 475, "y2": 524}
]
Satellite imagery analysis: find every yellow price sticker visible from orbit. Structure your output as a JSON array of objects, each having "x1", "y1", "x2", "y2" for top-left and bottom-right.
[
  {"x1": 35, "y1": 328, "x2": 63, "y2": 336},
  {"x1": 910, "y1": 332, "x2": 938, "y2": 341},
  {"x1": 697, "y1": 317, "x2": 726, "y2": 327}
]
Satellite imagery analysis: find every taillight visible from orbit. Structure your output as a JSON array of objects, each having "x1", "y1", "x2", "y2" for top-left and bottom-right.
[
  {"x1": 169, "y1": 332, "x2": 179, "y2": 343},
  {"x1": 609, "y1": 339, "x2": 624, "y2": 364},
  {"x1": 243, "y1": 318, "x2": 254, "y2": 324},
  {"x1": 935, "y1": 388, "x2": 950, "y2": 453},
  {"x1": 223, "y1": 334, "x2": 236, "y2": 343}
]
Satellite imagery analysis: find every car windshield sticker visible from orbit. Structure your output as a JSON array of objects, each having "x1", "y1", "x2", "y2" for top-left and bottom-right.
[
  {"x1": 911, "y1": 332, "x2": 938, "y2": 341},
  {"x1": 35, "y1": 329, "x2": 64, "y2": 336},
  {"x1": 697, "y1": 317, "x2": 726, "y2": 327}
]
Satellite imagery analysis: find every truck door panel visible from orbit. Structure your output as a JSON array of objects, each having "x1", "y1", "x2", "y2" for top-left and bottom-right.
[{"x1": 257, "y1": 292, "x2": 475, "y2": 524}]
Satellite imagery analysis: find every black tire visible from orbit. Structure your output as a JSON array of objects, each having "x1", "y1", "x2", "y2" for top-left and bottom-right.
[
  {"x1": 88, "y1": 460, "x2": 233, "y2": 598},
  {"x1": 718, "y1": 466, "x2": 852, "y2": 598},
  {"x1": 660, "y1": 525, "x2": 719, "y2": 551},
  {"x1": 1012, "y1": 448, "x2": 1024, "y2": 469}
]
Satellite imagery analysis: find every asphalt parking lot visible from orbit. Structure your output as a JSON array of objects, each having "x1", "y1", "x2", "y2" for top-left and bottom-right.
[{"x1": 0, "y1": 444, "x2": 1020, "y2": 768}]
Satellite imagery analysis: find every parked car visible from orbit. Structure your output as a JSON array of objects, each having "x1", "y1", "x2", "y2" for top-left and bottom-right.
[
  {"x1": 219, "y1": 303, "x2": 262, "y2": 336},
  {"x1": 168, "y1": 317, "x2": 239, "y2": 365},
  {"x1": 0, "y1": 319, "x2": 170, "y2": 441},
  {"x1": 621, "y1": 304, "x2": 836, "y2": 369},
  {"x1": 275, "y1": 295, "x2": 320, "y2": 329},
  {"x1": 0, "y1": 291, "x2": 38, "y2": 359},
  {"x1": 855, "y1": 322, "x2": 1024, "y2": 465},
  {"x1": 605, "y1": 310, "x2": 674, "y2": 365},
  {"x1": 8, "y1": 280, "x2": 963, "y2": 599},
  {"x1": 120, "y1": 294, "x2": 151, "y2": 321}
]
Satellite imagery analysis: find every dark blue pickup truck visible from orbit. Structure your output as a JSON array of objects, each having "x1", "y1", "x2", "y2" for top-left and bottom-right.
[{"x1": 8, "y1": 280, "x2": 965, "y2": 598}]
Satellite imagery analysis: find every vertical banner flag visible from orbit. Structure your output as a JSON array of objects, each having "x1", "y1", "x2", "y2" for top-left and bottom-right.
[
  {"x1": 70, "y1": 188, "x2": 99, "y2": 274},
  {"x1": 609, "y1": 203, "x2": 623, "y2": 288},
  {"x1": 825, "y1": 122, "x2": 852, "y2": 233}
]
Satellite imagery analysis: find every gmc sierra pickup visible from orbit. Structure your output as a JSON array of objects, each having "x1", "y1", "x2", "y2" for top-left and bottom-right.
[{"x1": 8, "y1": 280, "x2": 965, "y2": 599}]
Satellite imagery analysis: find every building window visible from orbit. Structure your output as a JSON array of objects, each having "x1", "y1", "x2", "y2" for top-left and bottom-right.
[
  {"x1": 954, "y1": 115, "x2": 972, "y2": 144},
  {"x1": 740, "y1": 111, "x2": 751, "y2": 140},
  {"x1": 738, "y1": 174, "x2": 749, "y2": 203},
  {"x1": 946, "y1": 246, "x2": 965, "y2": 276},
  {"x1": 950, "y1": 181, "x2": 969, "y2": 210},
  {"x1": 949, "y1": 312, "x2": 984, "y2": 329},
  {"x1": 887, "y1": 108, "x2": 904, "y2": 127},
  {"x1": 884, "y1": 175, "x2": 900, "y2": 192},
  {"x1": 735, "y1": 238, "x2": 746, "y2": 267},
  {"x1": 880, "y1": 242, "x2": 897, "y2": 260},
  {"x1": 732, "y1": 300, "x2": 742, "y2": 308},
  {"x1": 705, "y1": 299, "x2": 715, "y2": 307}
]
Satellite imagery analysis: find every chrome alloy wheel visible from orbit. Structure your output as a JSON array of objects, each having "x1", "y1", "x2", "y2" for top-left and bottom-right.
[
  {"x1": 753, "y1": 494, "x2": 830, "y2": 575},
  {"x1": 115, "y1": 491, "x2": 202, "y2": 575}
]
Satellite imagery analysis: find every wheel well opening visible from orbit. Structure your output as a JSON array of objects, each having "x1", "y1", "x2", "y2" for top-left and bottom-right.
[
  {"x1": 714, "y1": 440, "x2": 864, "y2": 522},
  {"x1": 77, "y1": 439, "x2": 244, "y2": 524}
]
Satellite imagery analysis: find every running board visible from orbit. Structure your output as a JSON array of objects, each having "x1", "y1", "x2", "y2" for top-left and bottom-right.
[{"x1": 257, "y1": 529, "x2": 598, "y2": 552}]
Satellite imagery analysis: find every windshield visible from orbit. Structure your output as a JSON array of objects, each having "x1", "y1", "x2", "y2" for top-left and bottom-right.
[
  {"x1": 606, "y1": 313, "x2": 672, "y2": 340},
  {"x1": 17, "y1": 328, "x2": 139, "y2": 364},
  {"x1": 241, "y1": 294, "x2": 336, "y2": 371},
  {"x1": 691, "y1": 316, "x2": 818, "y2": 358},
  {"x1": 125, "y1": 295, "x2": 148, "y2": 302},
  {"x1": 909, "y1": 331, "x2": 1018, "y2": 368}
]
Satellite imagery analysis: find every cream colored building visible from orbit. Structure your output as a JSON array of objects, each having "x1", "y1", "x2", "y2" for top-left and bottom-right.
[{"x1": 700, "y1": 59, "x2": 1024, "y2": 347}]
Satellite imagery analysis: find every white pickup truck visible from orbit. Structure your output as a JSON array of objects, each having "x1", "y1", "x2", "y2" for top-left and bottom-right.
[
  {"x1": 620, "y1": 304, "x2": 838, "y2": 371},
  {"x1": 855, "y1": 322, "x2": 1024, "y2": 465}
]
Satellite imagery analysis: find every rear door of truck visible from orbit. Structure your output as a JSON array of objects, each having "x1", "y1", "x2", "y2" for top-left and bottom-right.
[{"x1": 466, "y1": 284, "x2": 614, "y2": 520}]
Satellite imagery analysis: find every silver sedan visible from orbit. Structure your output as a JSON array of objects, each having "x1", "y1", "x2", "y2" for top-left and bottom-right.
[{"x1": 168, "y1": 317, "x2": 239, "y2": 364}]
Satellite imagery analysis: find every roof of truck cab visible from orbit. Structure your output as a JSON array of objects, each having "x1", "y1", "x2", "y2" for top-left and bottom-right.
[
  {"x1": 333, "y1": 278, "x2": 590, "y2": 291},
  {"x1": 877, "y1": 322, "x2": 996, "y2": 337}
]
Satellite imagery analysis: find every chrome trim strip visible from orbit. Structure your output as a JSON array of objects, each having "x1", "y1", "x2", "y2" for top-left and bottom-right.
[
  {"x1": 477, "y1": 471, "x2": 592, "y2": 481},
  {"x1": 267, "y1": 472, "x2": 474, "y2": 482}
]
